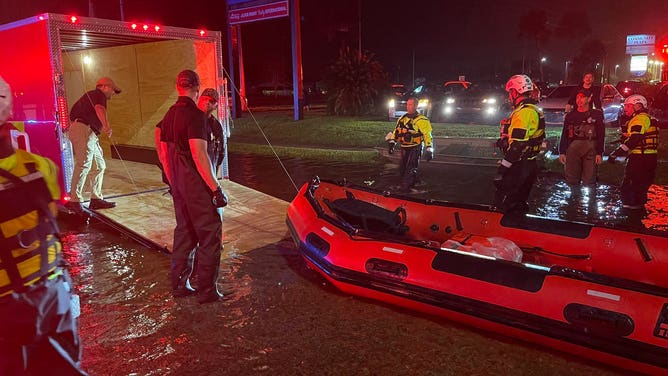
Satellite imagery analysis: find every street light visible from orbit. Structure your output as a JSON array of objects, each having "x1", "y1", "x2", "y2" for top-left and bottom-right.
[
  {"x1": 564, "y1": 61, "x2": 570, "y2": 83},
  {"x1": 614, "y1": 64, "x2": 620, "y2": 78},
  {"x1": 539, "y1": 57, "x2": 547, "y2": 82}
]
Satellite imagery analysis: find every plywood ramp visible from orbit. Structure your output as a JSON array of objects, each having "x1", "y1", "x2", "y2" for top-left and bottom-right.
[{"x1": 87, "y1": 159, "x2": 290, "y2": 255}]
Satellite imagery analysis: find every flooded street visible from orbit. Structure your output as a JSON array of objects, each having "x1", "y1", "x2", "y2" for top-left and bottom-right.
[{"x1": 63, "y1": 152, "x2": 666, "y2": 375}]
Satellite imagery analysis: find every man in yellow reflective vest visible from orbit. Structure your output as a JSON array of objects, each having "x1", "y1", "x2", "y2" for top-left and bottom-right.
[
  {"x1": 388, "y1": 97, "x2": 434, "y2": 193},
  {"x1": 494, "y1": 74, "x2": 546, "y2": 214},
  {"x1": 0, "y1": 76, "x2": 86, "y2": 374},
  {"x1": 608, "y1": 94, "x2": 659, "y2": 210}
]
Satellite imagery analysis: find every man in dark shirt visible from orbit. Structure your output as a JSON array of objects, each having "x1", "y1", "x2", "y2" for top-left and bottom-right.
[
  {"x1": 559, "y1": 90, "x2": 605, "y2": 190},
  {"x1": 67, "y1": 77, "x2": 121, "y2": 211},
  {"x1": 197, "y1": 88, "x2": 225, "y2": 174},
  {"x1": 567, "y1": 72, "x2": 602, "y2": 111},
  {"x1": 155, "y1": 70, "x2": 229, "y2": 304}
]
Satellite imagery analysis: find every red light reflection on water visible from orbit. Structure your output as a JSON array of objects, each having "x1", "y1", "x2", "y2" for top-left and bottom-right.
[{"x1": 644, "y1": 184, "x2": 668, "y2": 231}]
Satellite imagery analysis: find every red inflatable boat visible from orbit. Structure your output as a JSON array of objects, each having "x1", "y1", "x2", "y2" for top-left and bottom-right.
[{"x1": 286, "y1": 177, "x2": 668, "y2": 375}]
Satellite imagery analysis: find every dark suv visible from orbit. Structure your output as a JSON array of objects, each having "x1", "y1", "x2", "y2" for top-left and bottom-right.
[
  {"x1": 616, "y1": 80, "x2": 649, "y2": 98},
  {"x1": 649, "y1": 82, "x2": 668, "y2": 128}
]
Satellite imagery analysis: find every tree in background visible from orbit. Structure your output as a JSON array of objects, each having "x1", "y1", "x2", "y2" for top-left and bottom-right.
[
  {"x1": 517, "y1": 9, "x2": 550, "y2": 79},
  {"x1": 572, "y1": 39, "x2": 607, "y2": 81},
  {"x1": 325, "y1": 46, "x2": 387, "y2": 115}
]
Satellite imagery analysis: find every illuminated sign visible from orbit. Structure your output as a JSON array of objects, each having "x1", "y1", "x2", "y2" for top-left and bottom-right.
[
  {"x1": 228, "y1": 1, "x2": 289, "y2": 25},
  {"x1": 626, "y1": 34, "x2": 655, "y2": 55},
  {"x1": 629, "y1": 55, "x2": 648, "y2": 73}
]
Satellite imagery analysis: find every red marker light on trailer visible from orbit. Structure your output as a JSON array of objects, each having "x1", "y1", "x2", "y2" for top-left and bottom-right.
[
  {"x1": 143, "y1": 24, "x2": 148, "y2": 31},
  {"x1": 154, "y1": 25, "x2": 161, "y2": 32},
  {"x1": 70, "y1": 16, "x2": 78, "y2": 23},
  {"x1": 38, "y1": 16, "x2": 45, "y2": 21},
  {"x1": 131, "y1": 23, "x2": 137, "y2": 30},
  {"x1": 199, "y1": 30, "x2": 206, "y2": 36}
]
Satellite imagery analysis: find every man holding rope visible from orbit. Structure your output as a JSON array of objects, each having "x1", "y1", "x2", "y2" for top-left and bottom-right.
[{"x1": 66, "y1": 77, "x2": 121, "y2": 212}]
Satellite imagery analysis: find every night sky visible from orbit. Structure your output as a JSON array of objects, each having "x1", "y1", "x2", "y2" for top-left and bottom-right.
[{"x1": 1, "y1": 0, "x2": 667, "y2": 87}]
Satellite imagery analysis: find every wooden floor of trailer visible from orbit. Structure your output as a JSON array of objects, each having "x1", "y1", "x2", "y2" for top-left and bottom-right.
[{"x1": 82, "y1": 159, "x2": 289, "y2": 254}]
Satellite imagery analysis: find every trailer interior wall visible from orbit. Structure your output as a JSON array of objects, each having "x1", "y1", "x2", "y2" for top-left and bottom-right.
[{"x1": 62, "y1": 39, "x2": 218, "y2": 156}]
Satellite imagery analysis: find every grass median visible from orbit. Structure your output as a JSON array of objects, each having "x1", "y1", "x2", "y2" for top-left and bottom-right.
[{"x1": 229, "y1": 111, "x2": 668, "y2": 184}]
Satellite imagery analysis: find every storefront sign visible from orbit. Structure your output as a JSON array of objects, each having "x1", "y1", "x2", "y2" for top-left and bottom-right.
[{"x1": 229, "y1": 1, "x2": 289, "y2": 25}]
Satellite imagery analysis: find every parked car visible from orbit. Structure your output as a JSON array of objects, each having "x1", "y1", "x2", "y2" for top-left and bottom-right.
[
  {"x1": 388, "y1": 81, "x2": 465, "y2": 121},
  {"x1": 539, "y1": 84, "x2": 624, "y2": 127},
  {"x1": 649, "y1": 81, "x2": 668, "y2": 128},
  {"x1": 438, "y1": 81, "x2": 507, "y2": 124},
  {"x1": 615, "y1": 80, "x2": 646, "y2": 98}
]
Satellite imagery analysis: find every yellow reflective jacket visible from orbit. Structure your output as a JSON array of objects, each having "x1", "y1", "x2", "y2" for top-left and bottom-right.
[
  {"x1": 392, "y1": 113, "x2": 433, "y2": 148},
  {"x1": 0, "y1": 148, "x2": 62, "y2": 297},
  {"x1": 505, "y1": 101, "x2": 546, "y2": 162},
  {"x1": 622, "y1": 111, "x2": 659, "y2": 155}
]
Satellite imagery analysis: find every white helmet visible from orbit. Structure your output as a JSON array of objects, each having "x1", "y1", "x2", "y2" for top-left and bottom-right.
[
  {"x1": 624, "y1": 94, "x2": 647, "y2": 108},
  {"x1": 505, "y1": 74, "x2": 534, "y2": 94},
  {"x1": 0, "y1": 76, "x2": 12, "y2": 124}
]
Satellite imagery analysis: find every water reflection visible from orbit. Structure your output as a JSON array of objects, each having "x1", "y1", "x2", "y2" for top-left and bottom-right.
[{"x1": 229, "y1": 152, "x2": 668, "y2": 232}]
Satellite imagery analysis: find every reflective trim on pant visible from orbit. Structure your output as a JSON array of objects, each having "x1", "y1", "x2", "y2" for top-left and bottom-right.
[
  {"x1": 621, "y1": 154, "x2": 657, "y2": 206},
  {"x1": 68, "y1": 122, "x2": 106, "y2": 202},
  {"x1": 564, "y1": 140, "x2": 596, "y2": 186},
  {"x1": 0, "y1": 272, "x2": 87, "y2": 375}
]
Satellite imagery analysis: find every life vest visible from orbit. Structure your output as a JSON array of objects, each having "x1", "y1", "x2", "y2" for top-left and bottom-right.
[
  {"x1": 506, "y1": 101, "x2": 545, "y2": 160},
  {"x1": 393, "y1": 114, "x2": 430, "y2": 147},
  {"x1": 623, "y1": 111, "x2": 659, "y2": 155},
  {"x1": 0, "y1": 158, "x2": 62, "y2": 297},
  {"x1": 568, "y1": 111, "x2": 598, "y2": 140}
]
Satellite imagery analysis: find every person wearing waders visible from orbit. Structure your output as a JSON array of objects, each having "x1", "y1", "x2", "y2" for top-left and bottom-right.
[{"x1": 155, "y1": 70, "x2": 228, "y2": 304}]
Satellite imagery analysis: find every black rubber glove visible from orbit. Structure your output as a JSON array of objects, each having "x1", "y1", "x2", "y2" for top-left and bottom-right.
[
  {"x1": 388, "y1": 140, "x2": 397, "y2": 154},
  {"x1": 607, "y1": 147, "x2": 626, "y2": 164},
  {"x1": 424, "y1": 146, "x2": 434, "y2": 161},
  {"x1": 212, "y1": 187, "x2": 228, "y2": 208}
]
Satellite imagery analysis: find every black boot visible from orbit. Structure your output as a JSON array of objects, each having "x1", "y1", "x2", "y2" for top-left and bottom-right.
[{"x1": 197, "y1": 265, "x2": 223, "y2": 304}]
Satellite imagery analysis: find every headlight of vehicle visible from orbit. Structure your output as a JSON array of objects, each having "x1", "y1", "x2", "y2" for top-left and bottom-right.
[
  {"x1": 446, "y1": 98, "x2": 455, "y2": 104},
  {"x1": 418, "y1": 99, "x2": 429, "y2": 108},
  {"x1": 388, "y1": 99, "x2": 395, "y2": 108},
  {"x1": 483, "y1": 98, "x2": 497, "y2": 104}
]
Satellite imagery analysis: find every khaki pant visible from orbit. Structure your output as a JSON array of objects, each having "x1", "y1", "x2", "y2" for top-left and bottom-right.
[
  {"x1": 564, "y1": 140, "x2": 596, "y2": 186},
  {"x1": 68, "y1": 121, "x2": 106, "y2": 202}
]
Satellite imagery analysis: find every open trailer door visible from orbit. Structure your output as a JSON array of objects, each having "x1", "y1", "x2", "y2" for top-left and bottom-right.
[{"x1": 0, "y1": 13, "x2": 231, "y2": 200}]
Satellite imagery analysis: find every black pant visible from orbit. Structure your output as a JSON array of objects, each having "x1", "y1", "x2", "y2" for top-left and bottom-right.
[
  {"x1": 495, "y1": 159, "x2": 538, "y2": 214},
  {"x1": 621, "y1": 154, "x2": 657, "y2": 207},
  {"x1": 0, "y1": 272, "x2": 86, "y2": 375},
  {"x1": 399, "y1": 145, "x2": 421, "y2": 190},
  {"x1": 170, "y1": 154, "x2": 222, "y2": 294}
]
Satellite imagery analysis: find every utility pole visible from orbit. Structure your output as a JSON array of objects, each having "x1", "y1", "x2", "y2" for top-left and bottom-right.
[
  {"x1": 88, "y1": 0, "x2": 95, "y2": 17},
  {"x1": 357, "y1": 0, "x2": 362, "y2": 60},
  {"x1": 119, "y1": 0, "x2": 125, "y2": 21}
]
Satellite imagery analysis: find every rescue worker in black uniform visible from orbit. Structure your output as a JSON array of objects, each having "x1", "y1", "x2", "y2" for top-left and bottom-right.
[
  {"x1": 387, "y1": 97, "x2": 434, "y2": 193},
  {"x1": 197, "y1": 88, "x2": 225, "y2": 175},
  {"x1": 494, "y1": 74, "x2": 546, "y2": 214},
  {"x1": 0, "y1": 76, "x2": 86, "y2": 374},
  {"x1": 155, "y1": 70, "x2": 228, "y2": 304},
  {"x1": 558, "y1": 90, "x2": 605, "y2": 189},
  {"x1": 608, "y1": 94, "x2": 659, "y2": 210}
]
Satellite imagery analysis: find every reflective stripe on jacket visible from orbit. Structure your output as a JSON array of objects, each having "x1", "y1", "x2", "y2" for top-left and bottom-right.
[
  {"x1": 392, "y1": 113, "x2": 433, "y2": 148},
  {"x1": 505, "y1": 101, "x2": 546, "y2": 162},
  {"x1": 622, "y1": 112, "x2": 659, "y2": 155},
  {"x1": 0, "y1": 149, "x2": 62, "y2": 297}
]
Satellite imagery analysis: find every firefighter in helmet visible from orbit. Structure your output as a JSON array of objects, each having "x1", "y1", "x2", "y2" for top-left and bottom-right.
[
  {"x1": 0, "y1": 76, "x2": 86, "y2": 374},
  {"x1": 387, "y1": 97, "x2": 434, "y2": 193},
  {"x1": 608, "y1": 94, "x2": 659, "y2": 210},
  {"x1": 494, "y1": 74, "x2": 546, "y2": 214}
]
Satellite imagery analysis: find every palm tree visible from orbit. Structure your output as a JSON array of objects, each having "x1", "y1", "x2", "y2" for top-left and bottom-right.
[
  {"x1": 517, "y1": 9, "x2": 551, "y2": 77},
  {"x1": 325, "y1": 46, "x2": 387, "y2": 116}
]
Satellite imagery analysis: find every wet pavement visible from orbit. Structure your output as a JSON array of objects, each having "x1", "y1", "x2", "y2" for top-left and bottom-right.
[{"x1": 63, "y1": 152, "x2": 666, "y2": 375}]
